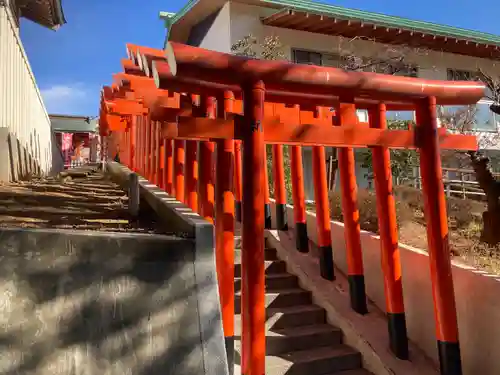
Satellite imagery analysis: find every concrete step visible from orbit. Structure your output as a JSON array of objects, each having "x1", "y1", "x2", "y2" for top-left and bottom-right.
[
  {"x1": 235, "y1": 314, "x2": 341, "y2": 355},
  {"x1": 266, "y1": 304, "x2": 327, "y2": 329},
  {"x1": 235, "y1": 260, "x2": 287, "y2": 277},
  {"x1": 234, "y1": 344, "x2": 362, "y2": 375},
  {"x1": 235, "y1": 288, "x2": 312, "y2": 313},
  {"x1": 232, "y1": 241, "x2": 372, "y2": 374},
  {"x1": 235, "y1": 305, "x2": 327, "y2": 334},
  {"x1": 234, "y1": 247, "x2": 278, "y2": 263},
  {"x1": 267, "y1": 324, "x2": 343, "y2": 355},
  {"x1": 234, "y1": 273, "x2": 298, "y2": 292}
]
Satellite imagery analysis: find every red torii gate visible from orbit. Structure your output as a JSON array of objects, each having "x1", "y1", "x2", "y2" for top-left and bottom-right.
[{"x1": 98, "y1": 42, "x2": 484, "y2": 375}]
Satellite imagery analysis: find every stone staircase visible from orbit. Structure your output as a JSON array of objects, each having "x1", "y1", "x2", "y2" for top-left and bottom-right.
[{"x1": 234, "y1": 240, "x2": 373, "y2": 375}]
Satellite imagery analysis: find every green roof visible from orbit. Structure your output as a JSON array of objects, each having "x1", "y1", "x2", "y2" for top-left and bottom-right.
[
  {"x1": 50, "y1": 115, "x2": 98, "y2": 133},
  {"x1": 161, "y1": 0, "x2": 500, "y2": 47}
]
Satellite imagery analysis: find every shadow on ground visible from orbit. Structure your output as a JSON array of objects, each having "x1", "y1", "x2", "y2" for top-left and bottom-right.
[{"x1": 0, "y1": 172, "x2": 163, "y2": 233}]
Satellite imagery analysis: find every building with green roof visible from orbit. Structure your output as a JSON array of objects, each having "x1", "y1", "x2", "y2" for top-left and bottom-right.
[{"x1": 160, "y1": 0, "x2": 500, "y2": 188}]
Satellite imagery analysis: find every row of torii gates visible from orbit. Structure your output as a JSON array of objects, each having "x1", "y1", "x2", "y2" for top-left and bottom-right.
[{"x1": 99, "y1": 41, "x2": 484, "y2": 375}]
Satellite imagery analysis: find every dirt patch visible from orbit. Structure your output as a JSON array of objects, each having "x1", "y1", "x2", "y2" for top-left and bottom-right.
[
  {"x1": 322, "y1": 186, "x2": 500, "y2": 275},
  {"x1": 0, "y1": 168, "x2": 164, "y2": 234}
]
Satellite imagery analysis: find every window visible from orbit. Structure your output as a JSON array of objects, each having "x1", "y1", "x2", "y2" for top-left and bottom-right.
[
  {"x1": 447, "y1": 69, "x2": 476, "y2": 81},
  {"x1": 292, "y1": 49, "x2": 419, "y2": 122},
  {"x1": 387, "y1": 64, "x2": 419, "y2": 77},
  {"x1": 386, "y1": 111, "x2": 416, "y2": 121},
  {"x1": 447, "y1": 68, "x2": 495, "y2": 99},
  {"x1": 474, "y1": 100, "x2": 499, "y2": 132},
  {"x1": 293, "y1": 49, "x2": 418, "y2": 77},
  {"x1": 367, "y1": 61, "x2": 419, "y2": 77},
  {"x1": 321, "y1": 53, "x2": 346, "y2": 68},
  {"x1": 292, "y1": 49, "x2": 322, "y2": 66},
  {"x1": 439, "y1": 100, "x2": 499, "y2": 133},
  {"x1": 292, "y1": 49, "x2": 352, "y2": 69}
]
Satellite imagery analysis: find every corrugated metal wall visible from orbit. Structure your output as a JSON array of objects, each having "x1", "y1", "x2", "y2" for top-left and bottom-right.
[{"x1": 0, "y1": 4, "x2": 55, "y2": 180}]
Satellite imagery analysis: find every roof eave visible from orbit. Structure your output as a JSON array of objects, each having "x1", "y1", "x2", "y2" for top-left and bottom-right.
[
  {"x1": 51, "y1": 0, "x2": 67, "y2": 29},
  {"x1": 260, "y1": 0, "x2": 500, "y2": 48},
  {"x1": 160, "y1": 0, "x2": 200, "y2": 43},
  {"x1": 261, "y1": 8, "x2": 500, "y2": 60},
  {"x1": 21, "y1": 0, "x2": 67, "y2": 30}
]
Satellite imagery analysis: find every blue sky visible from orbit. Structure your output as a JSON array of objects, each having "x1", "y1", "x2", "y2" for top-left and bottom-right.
[{"x1": 21, "y1": 0, "x2": 500, "y2": 116}]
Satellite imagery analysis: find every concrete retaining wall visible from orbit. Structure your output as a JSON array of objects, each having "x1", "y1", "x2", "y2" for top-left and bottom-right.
[
  {"x1": 0, "y1": 162, "x2": 228, "y2": 375},
  {"x1": 270, "y1": 201, "x2": 500, "y2": 375},
  {"x1": 0, "y1": 228, "x2": 224, "y2": 375},
  {"x1": 106, "y1": 161, "x2": 228, "y2": 375}
]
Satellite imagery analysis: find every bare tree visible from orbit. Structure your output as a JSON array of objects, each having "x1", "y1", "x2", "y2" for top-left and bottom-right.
[
  {"x1": 331, "y1": 36, "x2": 500, "y2": 245},
  {"x1": 231, "y1": 35, "x2": 292, "y2": 201},
  {"x1": 231, "y1": 34, "x2": 285, "y2": 61},
  {"x1": 440, "y1": 76, "x2": 500, "y2": 245}
]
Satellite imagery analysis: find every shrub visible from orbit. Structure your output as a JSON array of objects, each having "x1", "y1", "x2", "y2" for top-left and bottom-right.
[
  {"x1": 329, "y1": 188, "x2": 413, "y2": 234},
  {"x1": 394, "y1": 185, "x2": 483, "y2": 229}
]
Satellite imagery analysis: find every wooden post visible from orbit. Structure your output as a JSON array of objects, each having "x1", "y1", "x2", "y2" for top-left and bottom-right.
[
  {"x1": 215, "y1": 91, "x2": 236, "y2": 375},
  {"x1": 199, "y1": 96, "x2": 216, "y2": 223},
  {"x1": 185, "y1": 140, "x2": 199, "y2": 211},
  {"x1": 128, "y1": 172, "x2": 140, "y2": 217},
  {"x1": 164, "y1": 139, "x2": 174, "y2": 195},
  {"x1": 241, "y1": 80, "x2": 266, "y2": 375},
  {"x1": 369, "y1": 104, "x2": 409, "y2": 359},
  {"x1": 234, "y1": 140, "x2": 243, "y2": 222},
  {"x1": 129, "y1": 116, "x2": 136, "y2": 171},
  {"x1": 417, "y1": 97, "x2": 462, "y2": 375},
  {"x1": 290, "y1": 144, "x2": 308, "y2": 252},
  {"x1": 272, "y1": 144, "x2": 288, "y2": 230},
  {"x1": 264, "y1": 147, "x2": 272, "y2": 229},
  {"x1": 312, "y1": 107, "x2": 334, "y2": 281},
  {"x1": 174, "y1": 140, "x2": 185, "y2": 202},
  {"x1": 337, "y1": 103, "x2": 367, "y2": 314}
]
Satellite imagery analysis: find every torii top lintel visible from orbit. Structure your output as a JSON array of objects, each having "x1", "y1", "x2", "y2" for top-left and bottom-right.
[{"x1": 164, "y1": 42, "x2": 485, "y2": 106}]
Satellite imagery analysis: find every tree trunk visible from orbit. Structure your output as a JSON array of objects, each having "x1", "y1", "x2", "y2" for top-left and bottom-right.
[
  {"x1": 468, "y1": 151, "x2": 500, "y2": 245},
  {"x1": 327, "y1": 148, "x2": 338, "y2": 192}
]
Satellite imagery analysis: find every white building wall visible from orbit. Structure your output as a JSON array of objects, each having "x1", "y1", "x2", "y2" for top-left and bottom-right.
[
  {"x1": 193, "y1": 2, "x2": 232, "y2": 53},
  {"x1": 227, "y1": 2, "x2": 500, "y2": 197},
  {"x1": 229, "y1": 2, "x2": 500, "y2": 79},
  {"x1": 0, "y1": 4, "x2": 61, "y2": 181}
]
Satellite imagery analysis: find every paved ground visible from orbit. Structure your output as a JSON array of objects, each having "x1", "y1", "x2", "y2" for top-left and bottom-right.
[{"x1": 0, "y1": 167, "x2": 164, "y2": 233}]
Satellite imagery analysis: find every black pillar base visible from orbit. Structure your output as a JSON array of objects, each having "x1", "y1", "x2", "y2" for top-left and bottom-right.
[
  {"x1": 235, "y1": 201, "x2": 242, "y2": 223},
  {"x1": 387, "y1": 312, "x2": 409, "y2": 360},
  {"x1": 347, "y1": 275, "x2": 368, "y2": 315},
  {"x1": 225, "y1": 336, "x2": 234, "y2": 375},
  {"x1": 319, "y1": 245, "x2": 335, "y2": 280},
  {"x1": 438, "y1": 340, "x2": 462, "y2": 375},
  {"x1": 295, "y1": 222, "x2": 309, "y2": 253},
  {"x1": 264, "y1": 203, "x2": 272, "y2": 229},
  {"x1": 276, "y1": 203, "x2": 288, "y2": 231}
]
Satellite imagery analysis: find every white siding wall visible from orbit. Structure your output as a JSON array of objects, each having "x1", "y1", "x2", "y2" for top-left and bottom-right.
[
  {"x1": 229, "y1": 3, "x2": 500, "y2": 79},
  {"x1": 196, "y1": 2, "x2": 232, "y2": 53},
  {"x1": 0, "y1": 4, "x2": 57, "y2": 181},
  {"x1": 226, "y1": 2, "x2": 500, "y2": 198},
  {"x1": 228, "y1": 2, "x2": 500, "y2": 147}
]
